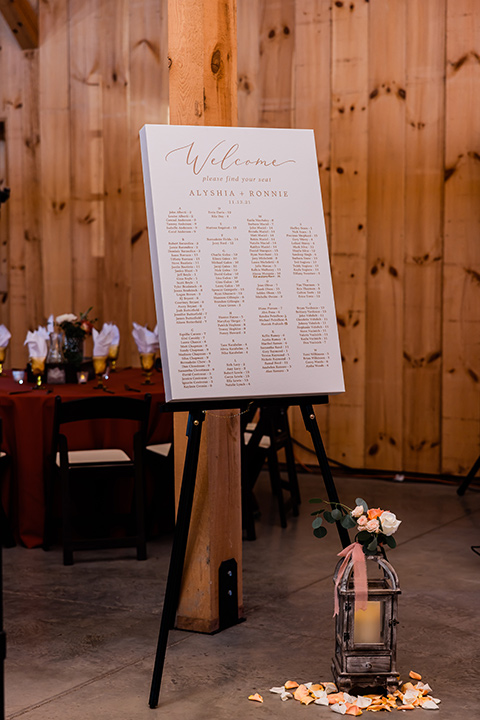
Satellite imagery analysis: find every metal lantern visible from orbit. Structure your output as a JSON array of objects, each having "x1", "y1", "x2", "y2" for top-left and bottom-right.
[{"x1": 332, "y1": 553, "x2": 401, "y2": 693}]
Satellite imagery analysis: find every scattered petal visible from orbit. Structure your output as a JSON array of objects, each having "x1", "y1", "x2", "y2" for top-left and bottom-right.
[
  {"x1": 325, "y1": 682, "x2": 339, "y2": 694},
  {"x1": 284, "y1": 680, "x2": 299, "y2": 690},
  {"x1": 301, "y1": 696, "x2": 316, "y2": 705},
  {"x1": 332, "y1": 702, "x2": 348, "y2": 715},
  {"x1": 248, "y1": 693, "x2": 263, "y2": 703},
  {"x1": 356, "y1": 696, "x2": 373, "y2": 708},
  {"x1": 346, "y1": 704, "x2": 363, "y2": 716},
  {"x1": 328, "y1": 692, "x2": 346, "y2": 705},
  {"x1": 294, "y1": 684, "x2": 310, "y2": 702},
  {"x1": 269, "y1": 686, "x2": 285, "y2": 694},
  {"x1": 409, "y1": 671, "x2": 422, "y2": 681},
  {"x1": 311, "y1": 688, "x2": 328, "y2": 700},
  {"x1": 420, "y1": 699, "x2": 439, "y2": 710},
  {"x1": 314, "y1": 695, "x2": 330, "y2": 706},
  {"x1": 310, "y1": 683, "x2": 324, "y2": 694},
  {"x1": 280, "y1": 691, "x2": 293, "y2": 702}
]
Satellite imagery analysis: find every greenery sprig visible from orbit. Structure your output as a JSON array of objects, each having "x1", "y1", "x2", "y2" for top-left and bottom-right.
[{"x1": 309, "y1": 497, "x2": 401, "y2": 555}]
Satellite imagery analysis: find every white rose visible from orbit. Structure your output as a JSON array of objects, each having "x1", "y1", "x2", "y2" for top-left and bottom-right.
[
  {"x1": 380, "y1": 511, "x2": 401, "y2": 536},
  {"x1": 56, "y1": 313, "x2": 77, "y2": 325},
  {"x1": 351, "y1": 505, "x2": 365, "y2": 518}
]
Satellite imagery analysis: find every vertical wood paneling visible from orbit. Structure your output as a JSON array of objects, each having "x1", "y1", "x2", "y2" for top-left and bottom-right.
[
  {"x1": 39, "y1": 0, "x2": 72, "y2": 317},
  {"x1": 442, "y1": 0, "x2": 480, "y2": 474},
  {"x1": 129, "y1": 0, "x2": 168, "y2": 337},
  {"x1": 23, "y1": 49, "x2": 43, "y2": 331},
  {"x1": 329, "y1": 0, "x2": 368, "y2": 468},
  {"x1": 0, "y1": 1, "x2": 478, "y2": 476},
  {"x1": 1, "y1": 20, "x2": 28, "y2": 366},
  {"x1": 290, "y1": 0, "x2": 331, "y2": 463},
  {"x1": 237, "y1": 0, "x2": 261, "y2": 128},
  {"x1": 99, "y1": 0, "x2": 132, "y2": 365},
  {"x1": 69, "y1": 0, "x2": 103, "y2": 321},
  {"x1": 365, "y1": 0, "x2": 406, "y2": 470},
  {"x1": 403, "y1": 0, "x2": 445, "y2": 473},
  {"x1": 258, "y1": 0, "x2": 295, "y2": 128}
]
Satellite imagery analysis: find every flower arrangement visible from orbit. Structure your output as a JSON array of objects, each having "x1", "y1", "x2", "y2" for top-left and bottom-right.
[
  {"x1": 56, "y1": 308, "x2": 96, "y2": 366},
  {"x1": 310, "y1": 497, "x2": 401, "y2": 555},
  {"x1": 56, "y1": 308, "x2": 96, "y2": 340}
]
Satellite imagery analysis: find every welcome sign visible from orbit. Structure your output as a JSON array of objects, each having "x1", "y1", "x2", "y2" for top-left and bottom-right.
[{"x1": 140, "y1": 125, "x2": 344, "y2": 404}]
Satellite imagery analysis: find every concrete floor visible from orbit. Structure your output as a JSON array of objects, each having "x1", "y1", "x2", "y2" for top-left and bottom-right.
[{"x1": 3, "y1": 470, "x2": 480, "y2": 719}]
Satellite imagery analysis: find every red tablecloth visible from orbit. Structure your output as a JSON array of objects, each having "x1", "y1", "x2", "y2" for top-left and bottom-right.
[{"x1": 0, "y1": 368, "x2": 172, "y2": 548}]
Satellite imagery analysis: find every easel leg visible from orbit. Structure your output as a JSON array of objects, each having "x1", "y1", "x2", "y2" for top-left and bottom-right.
[
  {"x1": 300, "y1": 405, "x2": 350, "y2": 549},
  {"x1": 148, "y1": 409, "x2": 205, "y2": 709},
  {"x1": 457, "y1": 454, "x2": 480, "y2": 496}
]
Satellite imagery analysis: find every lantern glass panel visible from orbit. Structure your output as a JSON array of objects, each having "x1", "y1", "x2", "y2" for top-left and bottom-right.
[{"x1": 354, "y1": 599, "x2": 385, "y2": 645}]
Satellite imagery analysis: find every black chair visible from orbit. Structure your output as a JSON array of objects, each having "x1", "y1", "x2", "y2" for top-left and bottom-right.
[
  {"x1": 241, "y1": 404, "x2": 300, "y2": 540},
  {"x1": 44, "y1": 394, "x2": 151, "y2": 565}
]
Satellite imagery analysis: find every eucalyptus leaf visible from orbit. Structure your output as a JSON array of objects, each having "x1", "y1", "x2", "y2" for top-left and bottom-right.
[
  {"x1": 324, "y1": 510, "x2": 335, "y2": 524},
  {"x1": 367, "y1": 536, "x2": 378, "y2": 553},
  {"x1": 331, "y1": 508, "x2": 342, "y2": 521},
  {"x1": 312, "y1": 516, "x2": 323, "y2": 530},
  {"x1": 386, "y1": 535, "x2": 397, "y2": 549},
  {"x1": 309, "y1": 498, "x2": 324, "y2": 504},
  {"x1": 341, "y1": 514, "x2": 357, "y2": 529},
  {"x1": 313, "y1": 525, "x2": 327, "y2": 539},
  {"x1": 355, "y1": 497, "x2": 368, "y2": 512}
]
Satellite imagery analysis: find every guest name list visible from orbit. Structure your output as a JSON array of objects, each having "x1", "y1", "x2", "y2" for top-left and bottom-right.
[{"x1": 140, "y1": 125, "x2": 344, "y2": 403}]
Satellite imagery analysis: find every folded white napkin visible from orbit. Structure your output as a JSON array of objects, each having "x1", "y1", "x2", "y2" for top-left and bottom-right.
[
  {"x1": 132, "y1": 322, "x2": 159, "y2": 354},
  {"x1": 47, "y1": 314, "x2": 54, "y2": 334},
  {"x1": 24, "y1": 330, "x2": 48, "y2": 359},
  {"x1": 102, "y1": 322, "x2": 120, "y2": 347},
  {"x1": 36, "y1": 325, "x2": 50, "y2": 341},
  {"x1": 0, "y1": 324, "x2": 11, "y2": 348},
  {"x1": 92, "y1": 325, "x2": 116, "y2": 357}
]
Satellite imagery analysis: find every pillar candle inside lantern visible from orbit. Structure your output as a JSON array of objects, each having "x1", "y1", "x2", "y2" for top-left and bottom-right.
[{"x1": 354, "y1": 600, "x2": 383, "y2": 644}]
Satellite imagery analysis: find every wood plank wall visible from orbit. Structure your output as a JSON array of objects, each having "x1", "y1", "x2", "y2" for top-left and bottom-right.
[
  {"x1": 0, "y1": 0, "x2": 169, "y2": 368},
  {"x1": 237, "y1": 0, "x2": 479, "y2": 476},
  {"x1": 0, "y1": 0, "x2": 478, "y2": 475}
]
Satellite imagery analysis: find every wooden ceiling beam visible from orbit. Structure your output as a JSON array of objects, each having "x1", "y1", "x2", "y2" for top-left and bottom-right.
[{"x1": 0, "y1": 0, "x2": 38, "y2": 50}]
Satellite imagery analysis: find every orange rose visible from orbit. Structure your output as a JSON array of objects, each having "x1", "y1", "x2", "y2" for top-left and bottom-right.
[{"x1": 367, "y1": 507, "x2": 383, "y2": 520}]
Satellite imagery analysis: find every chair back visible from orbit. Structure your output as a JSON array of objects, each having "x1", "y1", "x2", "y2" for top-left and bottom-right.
[{"x1": 51, "y1": 393, "x2": 152, "y2": 461}]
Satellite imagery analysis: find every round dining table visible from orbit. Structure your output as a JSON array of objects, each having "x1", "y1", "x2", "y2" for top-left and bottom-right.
[{"x1": 0, "y1": 367, "x2": 172, "y2": 548}]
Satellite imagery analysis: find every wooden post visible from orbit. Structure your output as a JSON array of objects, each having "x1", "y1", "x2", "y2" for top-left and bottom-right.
[{"x1": 168, "y1": 0, "x2": 242, "y2": 633}]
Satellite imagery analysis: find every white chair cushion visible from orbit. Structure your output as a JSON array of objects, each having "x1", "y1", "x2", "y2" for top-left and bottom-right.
[
  {"x1": 146, "y1": 442, "x2": 172, "y2": 457},
  {"x1": 56, "y1": 448, "x2": 131, "y2": 466},
  {"x1": 243, "y1": 431, "x2": 271, "y2": 449}
]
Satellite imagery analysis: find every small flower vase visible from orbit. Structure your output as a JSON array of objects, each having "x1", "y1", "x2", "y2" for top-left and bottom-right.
[{"x1": 63, "y1": 334, "x2": 84, "y2": 368}]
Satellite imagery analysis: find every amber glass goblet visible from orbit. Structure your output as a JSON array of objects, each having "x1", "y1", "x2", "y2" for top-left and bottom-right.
[
  {"x1": 93, "y1": 356, "x2": 108, "y2": 390},
  {"x1": 0, "y1": 346, "x2": 6, "y2": 377},
  {"x1": 140, "y1": 352, "x2": 155, "y2": 385},
  {"x1": 108, "y1": 344, "x2": 119, "y2": 372},
  {"x1": 30, "y1": 356, "x2": 46, "y2": 389}
]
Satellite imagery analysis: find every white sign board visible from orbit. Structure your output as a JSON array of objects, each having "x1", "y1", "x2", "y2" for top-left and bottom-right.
[{"x1": 140, "y1": 125, "x2": 344, "y2": 404}]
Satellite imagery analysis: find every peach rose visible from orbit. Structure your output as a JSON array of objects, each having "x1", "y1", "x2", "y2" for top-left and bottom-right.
[
  {"x1": 357, "y1": 515, "x2": 368, "y2": 527},
  {"x1": 351, "y1": 505, "x2": 365, "y2": 518},
  {"x1": 366, "y1": 518, "x2": 380, "y2": 533}
]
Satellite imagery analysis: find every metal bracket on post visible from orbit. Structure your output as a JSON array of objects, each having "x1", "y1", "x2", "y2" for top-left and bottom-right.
[{"x1": 218, "y1": 558, "x2": 243, "y2": 632}]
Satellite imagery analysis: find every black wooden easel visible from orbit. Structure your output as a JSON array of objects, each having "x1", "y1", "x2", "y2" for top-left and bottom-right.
[
  {"x1": 148, "y1": 395, "x2": 350, "y2": 709},
  {"x1": 457, "y1": 454, "x2": 480, "y2": 496}
]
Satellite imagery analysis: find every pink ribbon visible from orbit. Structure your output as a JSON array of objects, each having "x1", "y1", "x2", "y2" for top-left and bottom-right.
[{"x1": 334, "y1": 541, "x2": 368, "y2": 616}]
